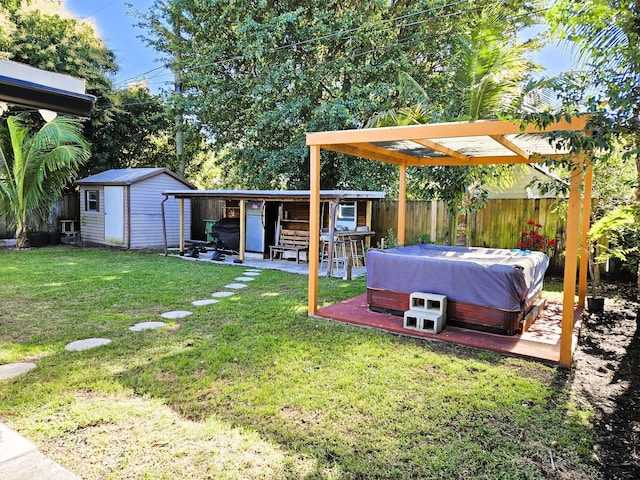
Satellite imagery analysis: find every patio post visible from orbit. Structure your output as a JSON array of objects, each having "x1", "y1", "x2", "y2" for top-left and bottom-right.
[
  {"x1": 239, "y1": 199, "x2": 246, "y2": 262},
  {"x1": 578, "y1": 162, "x2": 594, "y2": 307},
  {"x1": 179, "y1": 197, "x2": 185, "y2": 254},
  {"x1": 308, "y1": 145, "x2": 321, "y2": 315},
  {"x1": 398, "y1": 163, "x2": 407, "y2": 246},
  {"x1": 560, "y1": 158, "x2": 584, "y2": 367}
]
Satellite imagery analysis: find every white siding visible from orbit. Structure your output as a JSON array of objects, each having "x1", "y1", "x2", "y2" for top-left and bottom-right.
[
  {"x1": 79, "y1": 186, "x2": 105, "y2": 244},
  {"x1": 488, "y1": 167, "x2": 557, "y2": 200},
  {"x1": 129, "y1": 174, "x2": 191, "y2": 249}
]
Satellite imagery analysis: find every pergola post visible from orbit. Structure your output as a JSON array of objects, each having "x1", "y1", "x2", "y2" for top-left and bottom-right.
[
  {"x1": 308, "y1": 145, "x2": 321, "y2": 316},
  {"x1": 560, "y1": 158, "x2": 584, "y2": 367},
  {"x1": 578, "y1": 163, "x2": 594, "y2": 307},
  {"x1": 398, "y1": 163, "x2": 407, "y2": 246}
]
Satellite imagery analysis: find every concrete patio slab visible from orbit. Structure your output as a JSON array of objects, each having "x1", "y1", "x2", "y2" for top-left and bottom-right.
[{"x1": 0, "y1": 423, "x2": 80, "y2": 480}]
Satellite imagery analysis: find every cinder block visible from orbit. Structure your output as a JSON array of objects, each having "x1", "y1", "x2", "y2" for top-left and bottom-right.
[
  {"x1": 403, "y1": 310, "x2": 446, "y2": 334},
  {"x1": 409, "y1": 292, "x2": 447, "y2": 315}
]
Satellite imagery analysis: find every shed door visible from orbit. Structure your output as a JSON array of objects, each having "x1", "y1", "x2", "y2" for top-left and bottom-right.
[{"x1": 104, "y1": 186, "x2": 124, "y2": 244}]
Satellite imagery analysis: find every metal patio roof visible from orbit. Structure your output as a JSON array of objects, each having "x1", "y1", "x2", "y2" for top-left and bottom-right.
[{"x1": 162, "y1": 189, "x2": 385, "y2": 201}]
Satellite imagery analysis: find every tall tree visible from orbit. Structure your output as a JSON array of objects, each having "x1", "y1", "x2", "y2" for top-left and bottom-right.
[
  {"x1": 141, "y1": 0, "x2": 540, "y2": 192},
  {"x1": 367, "y1": 4, "x2": 539, "y2": 243},
  {"x1": 0, "y1": 115, "x2": 90, "y2": 247},
  {"x1": 547, "y1": 0, "x2": 640, "y2": 288}
]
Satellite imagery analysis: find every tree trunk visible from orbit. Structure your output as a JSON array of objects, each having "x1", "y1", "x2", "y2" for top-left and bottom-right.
[{"x1": 15, "y1": 222, "x2": 29, "y2": 248}]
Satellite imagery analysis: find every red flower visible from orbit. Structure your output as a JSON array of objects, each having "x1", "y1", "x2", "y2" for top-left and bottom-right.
[{"x1": 516, "y1": 221, "x2": 555, "y2": 253}]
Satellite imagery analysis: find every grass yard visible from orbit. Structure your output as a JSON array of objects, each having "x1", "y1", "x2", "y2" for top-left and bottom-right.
[{"x1": 0, "y1": 247, "x2": 597, "y2": 479}]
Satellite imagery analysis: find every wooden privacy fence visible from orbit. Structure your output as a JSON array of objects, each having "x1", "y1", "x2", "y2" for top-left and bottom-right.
[
  {"x1": 0, "y1": 193, "x2": 79, "y2": 239},
  {"x1": 371, "y1": 199, "x2": 566, "y2": 272},
  {"x1": 190, "y1": 197, "x2": 225, "y2": 240}
]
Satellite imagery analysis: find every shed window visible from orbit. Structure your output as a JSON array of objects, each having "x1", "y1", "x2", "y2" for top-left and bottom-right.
[{"x1": 86, "y1": 190, "x2": 99, "y2": 212}]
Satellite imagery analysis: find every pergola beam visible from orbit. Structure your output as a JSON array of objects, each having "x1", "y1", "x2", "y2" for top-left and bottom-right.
[
  {"x1": 489, "y1": 134, "x2": 531, "y2": 161},
  {"x1": 306, "y1": 117, "x2": 589, "y2": 146},
  {"x1": 413, "y1": 138, "x2": 472, "y2": 162}
]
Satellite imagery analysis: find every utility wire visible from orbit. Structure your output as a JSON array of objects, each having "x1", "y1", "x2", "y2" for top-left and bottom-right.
[
  {"x1": 108, "y1": 4, "x2": 549, "y2": 104},
  {"x1": 113, "y1": 0, "x2": 520, "y2": 87}
]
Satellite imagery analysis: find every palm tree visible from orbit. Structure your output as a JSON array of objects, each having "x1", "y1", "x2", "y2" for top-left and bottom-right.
[
  {"x1": 0, "y1": 114, "x2": 90, "y2": 248},
  {"x1": 548, "y1": 0, "x2": 640, "y2": 290},
  {"x1": 367, "y1": 5, "x2": 537, "y2": 244}
]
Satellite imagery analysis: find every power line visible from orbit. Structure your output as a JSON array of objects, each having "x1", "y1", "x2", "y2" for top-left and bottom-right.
[
  {"x1": 106, "y1": 4, "x2": 549, "y2": 105},
  {"x1": 113, "y1": 0, "x2": 513, "y2": 87}
]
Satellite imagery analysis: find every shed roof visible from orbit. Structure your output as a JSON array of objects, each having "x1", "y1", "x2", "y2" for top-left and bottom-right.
[{"x1": 76, "y1": 168, "x2": 195, "y2": 189}]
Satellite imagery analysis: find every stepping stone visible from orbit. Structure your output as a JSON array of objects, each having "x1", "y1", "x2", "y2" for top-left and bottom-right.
[
  {"x1": 234, "y1": 276, "x2": 255, "y2": 282},
  {"x1": 224, "y1": 283, "x2": 247, "y2": 289},
  {"x1": 65, "y1": 338, "x2": 112, "y2": 352},
  {"x1": 160, "y1": 310, "x2": 192, "y2": 319},
  {"x1": 0, "y1": 362, "x2": 36, "y2": 380},
  {"x1": 129, "y1": 321, "x2": 167, "y2": 331},
  {"x1": 243, "y1": 270, "x2": 261, "y2": 274},
  {"x1": 242, "y1": 271, "x2": 261, "y2": 276},
  {"x1": 212, "y1": 291, "x2": 235, "y2": 298},
  {"x1": 192, "y1": 299, "x2": 219, "y2": 306}
]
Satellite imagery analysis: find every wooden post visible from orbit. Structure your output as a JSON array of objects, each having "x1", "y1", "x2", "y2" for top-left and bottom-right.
[
  {"x1": 365, "y1": 200, "x2": 372, "y2": 249},
  {"x1": 578, "y1": 163, "x2": 594, "y2": 307},
  {"x1": 560, "y1": 159, "x2": 584, "y2": 368},
  {"x1": 239, "y1": 200, "x2": 246, "y2": 262},
  {"x1": 430, "y1": 199, "x2": 438, "y2": 243},
  {"x1": 308, "y1": 145, "x2": 321, "y2": 316},
  {"x1": 398, "y1": 163, "x2": 407, "y2": 246}
]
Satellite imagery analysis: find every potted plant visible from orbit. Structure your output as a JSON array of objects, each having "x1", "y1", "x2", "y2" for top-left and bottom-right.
[{"x1": 586, "y1": 241, "x2": 605, "y2": 313}]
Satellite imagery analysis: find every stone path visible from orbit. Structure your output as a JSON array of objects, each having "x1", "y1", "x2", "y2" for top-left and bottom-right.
[
  {"x1": 0, "y1": 267, "x2": 262, "y2": 479},
  {"x1": 129, "y1": 321, "x2": 168, "y2": 332},
  {"x1": 0, "y1": 362, "x2": 36, "y2": 380},
  {"x1": 64, "y1": 338, "x2": 112, "y2": 352}
]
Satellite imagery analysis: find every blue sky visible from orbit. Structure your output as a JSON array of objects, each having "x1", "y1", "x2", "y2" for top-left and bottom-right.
[
  {"x1": 63, "y1": 0, "x2": 575, "y2": 94},
  {"x1": 64, "y1": 0, "x2": 171, "y2": 91}
]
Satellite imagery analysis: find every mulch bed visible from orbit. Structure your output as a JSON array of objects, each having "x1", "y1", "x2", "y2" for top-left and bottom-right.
[{"x1": 569, "y1": 279, "x2": 639, "y2": 480}]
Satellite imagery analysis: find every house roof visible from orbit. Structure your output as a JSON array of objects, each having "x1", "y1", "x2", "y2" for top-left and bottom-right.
[
  {"x1": 76, "y1": 168, "x2": 195, "y2": 189},
  {"x1": 0, "y1": 60, "x2": 96, "y2": 117}
]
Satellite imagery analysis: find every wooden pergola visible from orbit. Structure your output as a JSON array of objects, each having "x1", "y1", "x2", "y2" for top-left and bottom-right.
[{"x1": 306, "y1": 117, "x2": 592, "y2": 368}]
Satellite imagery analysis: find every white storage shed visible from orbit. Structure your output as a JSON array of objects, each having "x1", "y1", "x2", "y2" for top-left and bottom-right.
[{"x1": 75, "y1": 168, "x2": 194, "y2": 249}]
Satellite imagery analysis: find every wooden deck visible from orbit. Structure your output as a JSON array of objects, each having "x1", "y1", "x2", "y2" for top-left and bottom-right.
[{"x1": 315, "y1": 294, "x2": 582, "y2": 365}]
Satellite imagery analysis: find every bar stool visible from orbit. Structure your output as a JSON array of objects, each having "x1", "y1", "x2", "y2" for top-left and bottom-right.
[{"x1": 320, "y1": 234, "x2": 347, "y2": 272}]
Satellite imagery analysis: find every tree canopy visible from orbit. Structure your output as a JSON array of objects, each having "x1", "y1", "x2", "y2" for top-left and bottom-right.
[
  {"x1": 547, "y1": 0, "x2": 640, "y2": 283},
  {"x1": 142, "y1": 0, "x2": 543, "y2": 192},
  {"x1": 367, "y1": 4, "x2": 540, "y2": 222}
]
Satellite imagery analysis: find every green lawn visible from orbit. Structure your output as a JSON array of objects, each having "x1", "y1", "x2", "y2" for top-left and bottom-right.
[{"x1": 0, "y1": 247, "x2": 597, "y2": 479}]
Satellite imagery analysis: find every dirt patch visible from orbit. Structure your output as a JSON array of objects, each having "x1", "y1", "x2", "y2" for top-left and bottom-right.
[{"x1": 569, "y1": 280, "x2": 640, "y2": 479}]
